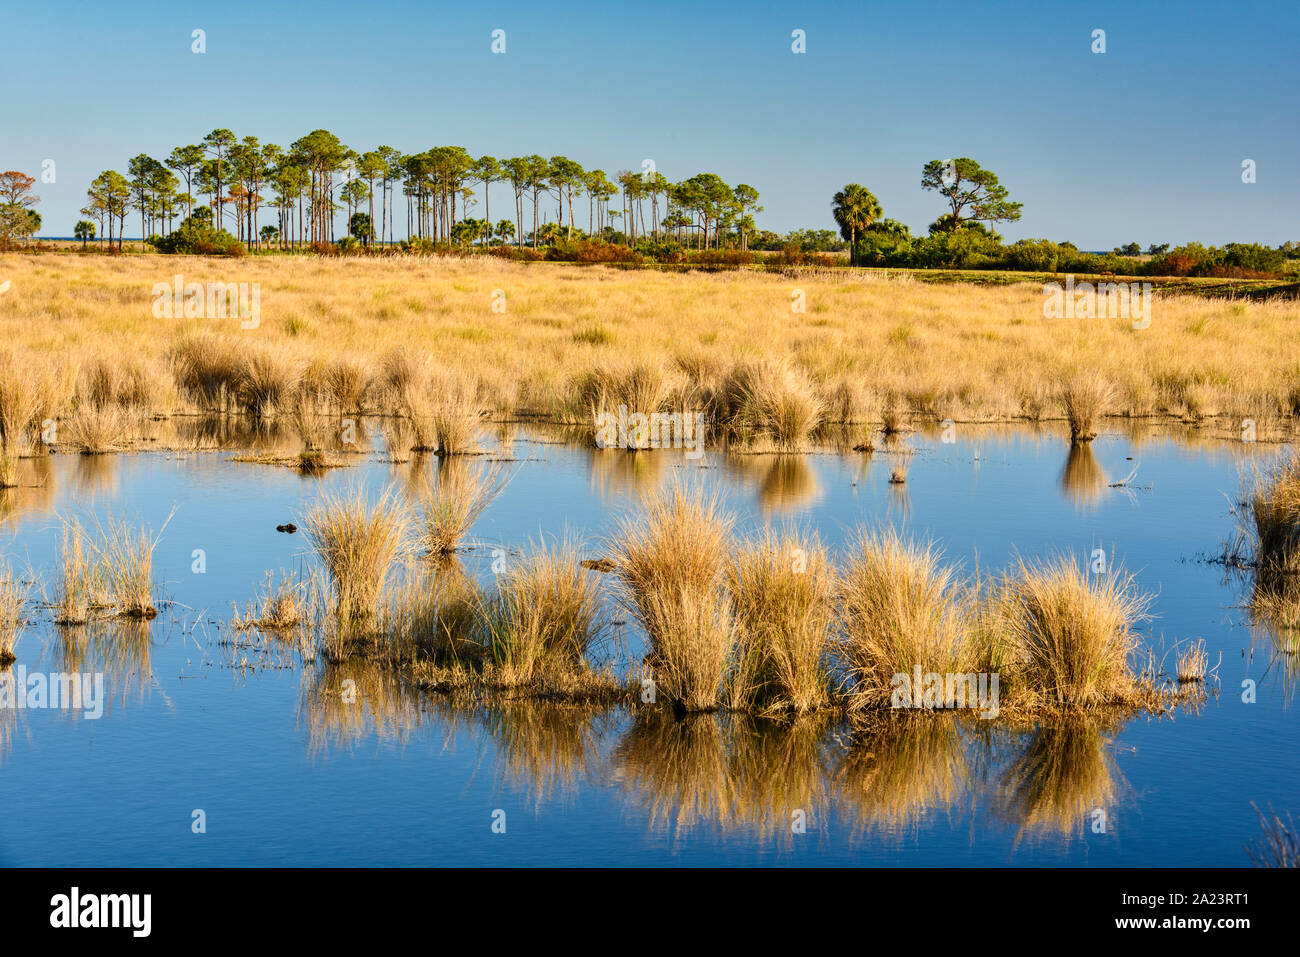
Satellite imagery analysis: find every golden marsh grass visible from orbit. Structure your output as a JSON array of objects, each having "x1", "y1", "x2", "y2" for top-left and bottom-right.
[{"x1": 2, "y1": 253, "x2": 1297, "y2": 439}]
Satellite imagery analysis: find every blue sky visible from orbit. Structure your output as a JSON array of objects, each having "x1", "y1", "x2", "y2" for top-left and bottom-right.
[{"x1": 3, "y1": 0, "x2": 1296, "y2": 246}]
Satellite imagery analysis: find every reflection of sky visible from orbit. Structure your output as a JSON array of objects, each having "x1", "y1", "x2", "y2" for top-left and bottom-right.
[{"x1": 0, "y1": 426, "x2": 1292, "y2": 865}]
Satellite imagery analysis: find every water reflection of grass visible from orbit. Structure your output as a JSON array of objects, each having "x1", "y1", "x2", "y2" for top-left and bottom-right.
[
  {"x1": 299, "y1": 657, "x2": 425, "y2": 757},
  {"x1": 1227, "y1": 451, "x2": 1300, "y2": 701},
  {"x1": 1060, "y1": 442, "x2": 1107, "y2": 507},
  {"x1": 992, "y1": 721, "x2": 1124, "y2": 844},
  {"x1": 834, "y1": 715, "x2": 970, "y2": 837},
  {"x1": 46, "y1": 617, "x2": 155, "y2": 714},
  {"x1": 482, "y1": 699, "x2": 610, "y2": 807},
  {"x1": 610, "y1": 711, "x2": 740, "y2": 838},
  {"x1": 725, "y1": 453, "x2": 821, "y2": 513}
]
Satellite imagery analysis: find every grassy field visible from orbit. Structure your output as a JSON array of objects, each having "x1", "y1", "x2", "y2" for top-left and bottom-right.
[{"x1": 2, "y1": 250, "x2": 1299, "y2": 443}]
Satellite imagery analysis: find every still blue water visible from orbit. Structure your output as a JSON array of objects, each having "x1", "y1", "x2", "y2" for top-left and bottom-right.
[{"x1": 0, "y1": 424, "x2": 1292, "y2": 866}]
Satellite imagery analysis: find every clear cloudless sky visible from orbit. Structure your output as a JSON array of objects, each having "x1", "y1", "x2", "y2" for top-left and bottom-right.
[{"x1": 3, "y1": 0, "x2": 1297, "y2": 246}]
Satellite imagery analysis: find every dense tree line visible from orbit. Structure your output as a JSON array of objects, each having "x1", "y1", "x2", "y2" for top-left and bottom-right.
[
  {"x1": 75, "y1": 130, "x2": 765, "y2": 253},
  {"x1": 3, "y1": 144, "x2": 1294, "y2": 277}
]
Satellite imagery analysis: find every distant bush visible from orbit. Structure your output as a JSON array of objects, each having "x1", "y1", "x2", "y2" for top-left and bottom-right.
[
  {"x1": 1006, "y1": 239, "x2": 1062, "y2": 273},
  {"x1": 908, "y1": 229, "x2": 1004, "y2": 269},
  {"x1": 633, "y1": 238, "x2": 686, "y2": 263},
  {"x1": 688, "y1": 248, "x2": 758, "y2": 267},
  {"x1": 775, "y1": 243, "x2": 805, "y2": 266},
  {"x1": 400, "y1": 237, "x2": 435, "y2": 255},
  {"x1": 1143, "y1": 242, "x2": 1284, "y2": 279},
  {"x1": 1222, "y1": 242, "x2": 1286, "y2": 274},
  {"x1": 576, "y1": 240, "x2": 643, "y2": 264},
  {"x1": 154, "y1": 209, "x2": 244, "y2": 256}
]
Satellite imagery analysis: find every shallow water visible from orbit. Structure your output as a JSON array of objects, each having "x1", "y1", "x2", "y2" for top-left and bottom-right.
[{"x1": 0, "y1": 422, "x2": 1294, "y2": 866}]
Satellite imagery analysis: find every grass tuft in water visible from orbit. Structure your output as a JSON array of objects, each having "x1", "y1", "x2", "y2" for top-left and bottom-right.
[
  {"x1": 611, "y1": 482, "x2": 735, "y2": 711},
  {"x1": 418, "y1": 460, "x2": 509, "y2": 555},
  {"x1": 304, "y1": 486, "x2": 409, "y2": 623},
  {"x1": 725, "y1": 528, "x2": 834, "y2": 713}
]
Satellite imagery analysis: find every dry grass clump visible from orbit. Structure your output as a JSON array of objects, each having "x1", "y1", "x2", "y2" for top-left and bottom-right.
[
  {"x1": 304, "y1": 486, "x2": 410, "y2": 622},
  {"x1": 1245, "y1": 452, "x2": 1300, "y2": 576},
  {"x1": 91, "y1": 514, "x2": 165, "y2": 618},
  {"x1": 286, "y1": 390, "x2": 333, "y2": 471},
  {"x1": 1176, "y1": 639, "x2": 1209, "y2": 682},
  {"x1": 1248, "y1": 805, "x2": 1300, "y2": 868},
  {"x1": 611, "y1": 483, "x2": 735, "y2": 711},
  {"x1": 482, "y1": 539, "x2": 608, "y2": 686},
  {"x1": 376, "y1": 562, "x2": 486, "y2": 662},
  {"x1": 50, "y1": 520, "x2": 106, "y2": 624},
  {"x1": 836, "y1": 530, "x2": 975, "y2": 713},
  {"x1": 234, "y1": 346, "x2": 302, "y2": 417},
  {"x1": 321, "y1": 357, "x2": 372, "y2": 414},
  {"x1": 993, "y1": 555, "x2": 1150, "y2": 709},
  {"x1": 726, "y1": 529, "x2": 834, "y2": 713},
  {"x1": 232, "y1": 570, "x2": 309, "y2": 632},
  {"x1": 418, "y1": 460, "x2": 509, "y2": 554},
  {"x1": 61, "y1": 403, "x2": 137, "y2": 454},
  {"x1": 76, "y1": 356, "x2": 158, "y2": 412},
  {"x1": 170, "y1": 332, "x2": 243, "y2": 411},
  {"x1": 426, "y1": 368, "x2": 482, "y2": 455},
  {"x1": 567, "y1": 361, "x2": 674, "y2": 424},
  {"x1": 380, "y1": 349, "x2": 481, "y2": 454},
  {"x1": 0, "y1": 364, "x2": 40, "y2": 486},
  {"x1": 716, "y1": 359, "x2": 825, "y2": 450},
  {"x1": 0, "y1": 563, "x2": 31, "y2": 664},
  {"x1": 880, "y1": 392, "x2": 906, "y2": 436},
  {"x1": 380, "y1": 347, "x2": 432, "y2": 447},
  {"x1": 1061, "y1": 372, "x2": 1116, "y2": 443},
  {"x1": 60, "y1": 512, "x2": 169, "y2": 619}
]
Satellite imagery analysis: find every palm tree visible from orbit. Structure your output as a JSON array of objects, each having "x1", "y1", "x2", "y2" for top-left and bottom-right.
[
  {"x1": 831, "y1": 184, "x2": 881, "y2": 266},
  {"x1": 74, "y1": 219, "x2": 95, "y2": 249}
]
